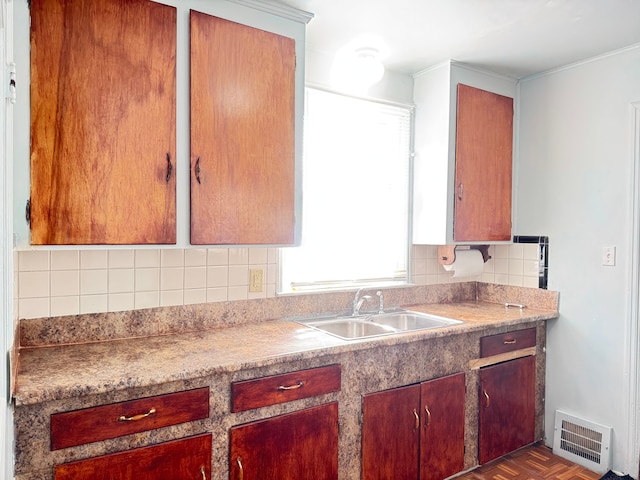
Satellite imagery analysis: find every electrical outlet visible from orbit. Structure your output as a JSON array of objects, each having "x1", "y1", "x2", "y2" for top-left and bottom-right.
[
  {"x1": 249, "y1": 268, "x2": 264, "y2": 292},
  {"x1": 602, "y1": 246, "x2": 616, "y2": 266}
]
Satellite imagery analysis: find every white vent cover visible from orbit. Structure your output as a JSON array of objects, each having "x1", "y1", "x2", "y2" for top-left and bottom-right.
[{"x1": 552, "y1": 410, "x2": 612, "y2": 473}]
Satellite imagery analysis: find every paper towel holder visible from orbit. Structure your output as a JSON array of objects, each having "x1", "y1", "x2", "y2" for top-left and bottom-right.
[{"x1": 438, "y1": 245, "x2": 491, "y2": 266}]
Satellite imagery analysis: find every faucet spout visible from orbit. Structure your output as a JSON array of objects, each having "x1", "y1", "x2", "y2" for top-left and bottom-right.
[{"x1": 352, "y1": 288, "x2": 373, "y2": 316}]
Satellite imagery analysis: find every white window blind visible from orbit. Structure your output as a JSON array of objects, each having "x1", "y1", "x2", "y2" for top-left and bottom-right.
[{"x1": 279, "y1": 88, "x2": 412, "y2": 293}]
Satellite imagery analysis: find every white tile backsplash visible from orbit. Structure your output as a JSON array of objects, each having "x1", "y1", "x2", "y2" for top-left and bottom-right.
[{"x1": 16, "y1": 243, "x2": 542, "y2": 319}]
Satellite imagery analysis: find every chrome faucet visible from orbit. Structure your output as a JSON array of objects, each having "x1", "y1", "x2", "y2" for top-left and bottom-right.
[{"x1": 352, "y1": 288, "x2": 373, "y2": 316}]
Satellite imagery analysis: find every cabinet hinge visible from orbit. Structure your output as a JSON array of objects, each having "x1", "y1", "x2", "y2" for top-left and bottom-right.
[
  {"x1": 25, "y1": 199, "x2": 31, "y2": 226},
  {"x1": 6, "y1": 62, "x2": 16, "y2": 104}
]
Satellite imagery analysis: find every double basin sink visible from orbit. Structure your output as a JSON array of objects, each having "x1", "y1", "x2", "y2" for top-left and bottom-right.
[{"x1": 298, "y1": 310, "x2": 463, "y2": 341}]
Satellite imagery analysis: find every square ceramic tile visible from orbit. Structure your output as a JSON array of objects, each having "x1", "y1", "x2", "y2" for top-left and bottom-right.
[
  {"x1": 18, "y1": 297, "x2": 50, "y2": 319},
  {"x1": 413, "y1": 258, "x2": 427, "y2": 275},
  {"x1": 229, "y1": 265, "x2": 248, "y2": 286},
  {"x1": 266, "y1": 264, "x2": 277, "y2": 285},
  {"x1": 135, "y1": 268, "x2": 160, "y2": 292},
  {"x1": 267, "y1": 248, "x2": 277, "y2": 264},
  {"x1": 161, "y1": 267, "x2": 184, "y2": 291},
  {"x1": 412, "y1": 245, "x2": 429, "y2": 259},
  {"x1": 185, "y1": 266, "x2": 207, "y2": 289},
  {"x1": 206, "y1": 287, "x2": 228, "y2": 303},
  {"x1": 185, "y1": 249, "x2": 207, "y2": 267},
  {"x1": 248, "y1": 289, "x2": 267, "y2": 300},
  {"x1": 493, "y1": 258, "x2": 509, "y2": 275},
  {"x1": 80, "y1": 294, "x2": 108, "y2": 314},
  {"x1": 109, "y1": 269, "x2": 135, "y2": 294},
  {"x1": 508, "y1": 275, "x2": 524, "y2": 287},
  {"x1": 161, "y1": 249, "x2": 184, "y2": 268},
  {"x1": 19, "y1": 251, "x2": 50, "y2": 271},
  {"x1": 108, "y1": 250, "x2": 135, "y2": 269},
  {"x1": 523, "y1": 276, "x2": 540, "y2": 288},
  {"x1": 207, "y1": 266, "x2": 228, "y2": 288},
  {"x1": 160, "y1": 290, "x2": 183, "y2": 307},
  {"x1": 228, "y1": 285, "x2": 248, "y2": 301},
  {"x1": 51, "y1": 296, "x2": 80, "y2": 317},
  {"x1": 228, "y1": 248, "x2": 249, "y2": 265},
  {"x1": 508, "y1": 243, "x2": 524, "y2": 259},
  {"x1": 426, "y1": 258, "x2": 439, "y2": 275},
  {"x1": 266, "y1": 284, "x2": 276, "y2": 298},
  {"x1": 523, "y1": 259, "x2": 540, "y2": 277},
  {"x1": 51, "y1": 270, "x2": 80, "y2": 297},
  {"x1": 135, "y1": 249, "x2": 160, "y2": 268},
  {"x1": 51, "y1": 251, "x2": 79, "y2": 270},
  {"x1": 80, "y1": 250, "x2": 108, "y2": 269},
  {"x1": 80, "y1": 270, "x2": 108, "y2": 295},
  {"x1": 493, "y1": 244, "x2": 510, "y2": 259},
  {"x1": 19, "y1": 271, "x2": 50, "y2": 298},
  {"x1": 248, "y1": 248, "x2": 268, "y2": 265},
  {"x1": 108, "y1": 293, "x2": 135, "y2": 312},
  {"x1": 494, "y1": 274, "x2": 509, "y2": 285},
  {"x1": 184, "y1": 288, "x2": 207, "y2": 305},
  {"x1": 508, "y1": 258, "x2": 524, "y2": 276},
  {"x1": 206, "y1": 248, "x2": 228, "y2": 266},
  {"x1": 135, "y1": 291, "x2": 160, "y2": 309}
]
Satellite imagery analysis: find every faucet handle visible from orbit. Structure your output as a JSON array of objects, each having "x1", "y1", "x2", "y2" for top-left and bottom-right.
[{"x1": 376, "y1": 291, "x2": 384, "y2": 314}]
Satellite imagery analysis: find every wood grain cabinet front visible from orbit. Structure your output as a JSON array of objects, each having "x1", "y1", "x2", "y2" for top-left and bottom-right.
[
  {"x1": 230, "y1": 402, "x2": 339, "y2": 480},
  {"x1": 51, "y1": 387, "x2": 209, "y2": 450},
  {"x1": 362, "y1": 373, "x2": 466, "y2": 480},
  {"x1": 54, "y1": 434, "x2": 212, "y2": 480},
  {"x1": 190, "y1": 10, "x2": 297, "y2": 245},
  {"x1": 231, "y1": 364, "x2": 341, "y2": 412},
  {"x1": 29, "y1": 0, "x2": 177, "y2": 245}
]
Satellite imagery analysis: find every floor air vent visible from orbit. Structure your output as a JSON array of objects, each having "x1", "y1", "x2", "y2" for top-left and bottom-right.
[{"x1": 552, "y1": 410, "x2": 612, "y2": 473}]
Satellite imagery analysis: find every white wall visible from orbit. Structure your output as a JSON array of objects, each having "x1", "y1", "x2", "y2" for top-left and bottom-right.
[{"x1": 516, "y1": 45, "x2": 640, "y2": 475}]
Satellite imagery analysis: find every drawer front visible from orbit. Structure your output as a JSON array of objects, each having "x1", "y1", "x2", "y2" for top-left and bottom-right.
[
  {"x1": 231, "y1": 364, "x2": 341, "y2": 412},
  {"x1": 480, "y1": 328, "x2": 536, "y2": 357},
  {"x1": 51, "y1": 387, "x2": 209, "y2": 450},
  {"x1": 54, "y1": 433, "x2": 212, "y2": 480}
]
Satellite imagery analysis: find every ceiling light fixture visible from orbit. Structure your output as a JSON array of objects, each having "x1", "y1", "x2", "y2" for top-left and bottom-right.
[{"x1": 330, "y1": 36, "x2": 388, "y2": 94}]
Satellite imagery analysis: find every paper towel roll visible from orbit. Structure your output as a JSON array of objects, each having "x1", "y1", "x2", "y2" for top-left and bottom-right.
[{"x1": 442, "y1": 249, "x2": 485, "y2": 278}]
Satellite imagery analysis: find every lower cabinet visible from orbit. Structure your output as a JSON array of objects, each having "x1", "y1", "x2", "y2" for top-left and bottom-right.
[
  {"x1": 54, "y1": 434, "x2": 212, "y2": 480},
  {"x1": 478, "y1": 355, "x2": 536, "y2": 464},
  {"x1": 362, "y1": 373, "x2": 466, "y2": 480},
  {"x1": 229, "y1": 402, "x2": 339, "y2": 480}
]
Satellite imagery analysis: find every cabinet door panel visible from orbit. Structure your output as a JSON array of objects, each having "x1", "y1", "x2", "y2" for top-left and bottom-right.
[
  {"x1": 229, "y1": 402, "x2": 338, "y2": 480},
  {"x1": 479, "y1": 356, "x2": 536, "y2": 464},
  {"x1": 190, "y1": 11, "x2": 296, "y2": 245},
  {"x1": 420, "y1": 373, "x2": 465, "y2": 480},
  {"x1": 362, "y1": 384, "x2": 421, "y2": 480},
  {"x1": 454, "y1": 84, "x2": 513, "y2": 242},
  {"x1": 54, "y1": 434, "x2": 212, "y2": 480},
  {"x1": 30, "y1": 0, "x2": 176, "y2": 244}
]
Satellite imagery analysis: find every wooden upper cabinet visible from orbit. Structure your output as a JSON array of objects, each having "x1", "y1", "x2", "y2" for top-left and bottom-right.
[
  {"x1": 454, "y1": 83, "x2": 513, "y2": 242},
  {"x1": 29, "y1": 0, "x2": 177, "y2": 245},
  {"x1": 190, "y1": 11, "x2": 296, "y2": 245}
]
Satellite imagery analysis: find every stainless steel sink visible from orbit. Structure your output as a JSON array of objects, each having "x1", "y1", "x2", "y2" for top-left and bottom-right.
[
  {"x1": 371, "y1": 311, "x2": 463, "y2": 331},
  {"x1": 298, "y1": 309, "x2": 462, "y2": 340}
]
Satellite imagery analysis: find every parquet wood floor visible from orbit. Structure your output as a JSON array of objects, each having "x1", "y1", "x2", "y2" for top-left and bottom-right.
[{"x1": 454, "y1": 443, "x2": 602, "y2": 480}]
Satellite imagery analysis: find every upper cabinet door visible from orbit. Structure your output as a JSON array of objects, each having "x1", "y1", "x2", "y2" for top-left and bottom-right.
[
  {"x1": 30, "y1": 0, "x2": 177, "y2": 245},
  {"x1": 190, "y1": 11, "x2": 296, "y2": 245},
  {"x1": 454, "y1": 83, "x2": 514, "y2": 242}
]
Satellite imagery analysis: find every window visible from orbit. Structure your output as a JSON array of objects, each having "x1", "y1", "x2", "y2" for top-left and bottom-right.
[{"x1": 279, "y1": 88, "x2": 412, "y2": 293}]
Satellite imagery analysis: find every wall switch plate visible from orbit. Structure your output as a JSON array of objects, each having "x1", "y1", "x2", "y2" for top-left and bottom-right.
[
  {"x1": 602, "y1": 246, "x2": 616, "y2": 266},
  {"x1": 249, "y1": 268, "x2": 264, "y2": 292}
]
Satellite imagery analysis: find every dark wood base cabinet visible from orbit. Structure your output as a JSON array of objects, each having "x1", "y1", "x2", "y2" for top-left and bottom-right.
[
  {"x1": 478, "y1": 356, "x2": 536, "y2": 464},
  {"x1": 362, "y1": 373, "x2": 466, "y2": 480},
  {"x1": 54, "y1": 434, "x2": 212, "y2": 480},
  {"x1": 230, "y1": 402, "x2": 339, "y2": 480}
]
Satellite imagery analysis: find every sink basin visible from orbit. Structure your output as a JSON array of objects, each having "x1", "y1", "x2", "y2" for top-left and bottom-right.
[
  {"x1": 303, "y1": 318, "x2": 395, "y2": 340},
  {"x1": 371, "y1": 311, "x2": 463, "y2": 331},
  {"x1": 298, "y1": 309, "x2": 462, "y2": 340}
]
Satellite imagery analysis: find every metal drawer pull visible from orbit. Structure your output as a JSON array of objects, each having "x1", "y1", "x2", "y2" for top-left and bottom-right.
[
  {"x1": 413, "y1": 408, "x2": 420, "y2": 429},
  {"x1": 424, "y1": 405, "x2": 431, "y2": 426},
  {"x1": 278, "y1": 381, "x2": 304, "y2": 391},
  {"x1": 118, "y1": 407, "x2": 156, "y2": 422},
  {"x1": 166, "y1": 152, "x2": 173, "y2": 182},
  {"x1": 195, "y1": 157, "x2": 202, "y2": 184},
  {"x1": 505, "y1": 302, "x2": 525, "y2": 309},
  {"x1": 200, "y1": 465, "x2": 206, "y2": 480},
  {"x1": 483, "y1": 390, "x2": 490, "y2": 408},
  {"x1": 503, "y1": 339, "x2": 517, "y2": 345},
  {"x1": 237, "y1": 457, "x2": 244, "y2": 480}
]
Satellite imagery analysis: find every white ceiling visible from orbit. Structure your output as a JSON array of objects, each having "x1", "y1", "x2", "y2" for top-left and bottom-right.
[{"x1": 278, "y1": 0, "x2": 640, "y2": 78}]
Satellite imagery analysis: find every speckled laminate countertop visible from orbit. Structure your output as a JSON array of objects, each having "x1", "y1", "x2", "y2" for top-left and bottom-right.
[{"x1": 14, "y1": 292, "x2": 558, "y2": 407}]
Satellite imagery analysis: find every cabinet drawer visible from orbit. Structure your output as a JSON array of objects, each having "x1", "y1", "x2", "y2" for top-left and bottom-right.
[
  {"x1": 54, "y1": 433, "x2": 212, "y2": 480},
  {"x1": 231, "y1": 364, "x2": 341, "y2": 412},
  {"x1": 51, "y1": 387, "x2": 209, "y2": 450},
  {"x1": 480, "y1": 328, "x2": 536, "y2": 357}
]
